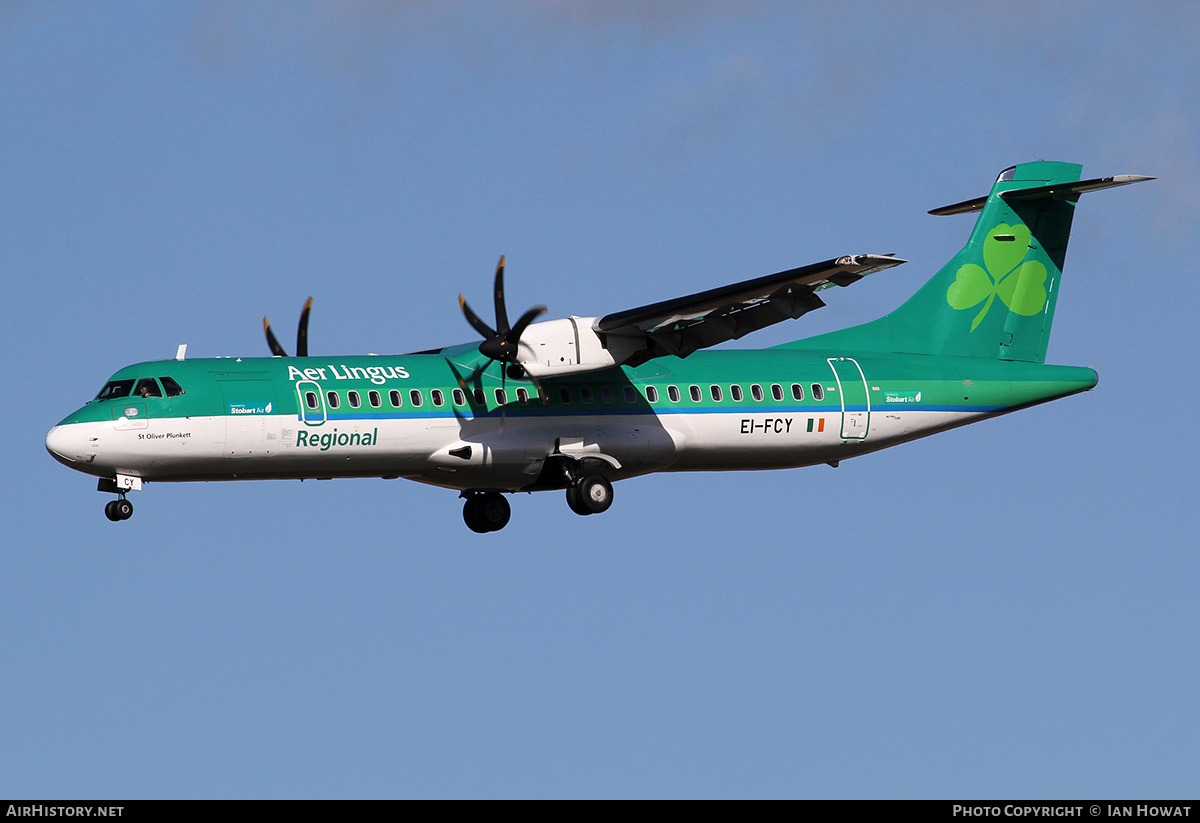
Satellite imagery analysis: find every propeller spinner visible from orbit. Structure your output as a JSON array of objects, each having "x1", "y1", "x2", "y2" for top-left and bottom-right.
[
  {"x1": 264, "y1": 297, "x2": 312, "y2": 357},
  {"x1": 459, "y1": 257, "x2": 545, "y2": 378}
]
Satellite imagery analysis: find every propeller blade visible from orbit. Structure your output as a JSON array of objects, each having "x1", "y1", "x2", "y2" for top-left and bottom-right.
[
  {"x1": 264, "y1": 317, "x2": 288, "y2": 357},
  {"x1": 459, "y1": 295, "x2": 497, "y2": 341},
  {"x1": 296, "y1": 297, "x2": 312, "y2": 358},
  {"x1": 498, "y1": 367, "x2": 506, "y2": 437},
  {"x1": 510, "y1": 305, "x2": 547, "y2": 343},
  {"x1": 493, "y1": 256, "x2": 509, "y2": 334},
  {"x1": 462, "y1": 256, "x2": 546, "y2": 366}
]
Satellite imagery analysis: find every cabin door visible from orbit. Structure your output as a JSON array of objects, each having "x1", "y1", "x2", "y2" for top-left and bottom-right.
[{"x1": 827, "y1": 357, "x2": 870, "y2": 440}]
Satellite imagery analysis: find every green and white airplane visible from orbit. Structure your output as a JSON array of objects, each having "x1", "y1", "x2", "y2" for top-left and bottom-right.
[{"x1": 46, "y1": 161, "x2": 1149, "y2": 532}]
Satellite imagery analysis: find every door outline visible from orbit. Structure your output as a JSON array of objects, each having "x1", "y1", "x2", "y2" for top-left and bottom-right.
[
  {"x1": 826, "y1": 357, "x2": 870, "y2": 440},
  {"x1": 296, "y1": 380, "x2": 326, "y2": 427}
]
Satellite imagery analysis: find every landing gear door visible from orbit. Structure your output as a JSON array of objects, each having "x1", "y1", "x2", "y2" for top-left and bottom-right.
[{"x1": 827, "y1": 357, "x2": 870, "y2": 440}]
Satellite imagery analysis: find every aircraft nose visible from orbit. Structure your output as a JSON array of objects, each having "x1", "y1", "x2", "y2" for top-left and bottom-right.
[{"x1": 45, "y1": 424, "x2": 84, "y2": 465}]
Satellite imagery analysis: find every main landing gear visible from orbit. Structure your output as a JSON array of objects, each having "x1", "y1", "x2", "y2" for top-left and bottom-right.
[
  {"x1": 565, "y1": 475, "x2": 613, "y2": 517},
  {"x1": 462, "y1": 491, "x2": 511, "y2": 534},
  {"x1": 104, "y1": 496, "x2": 133, "y2": 522},
  {"x1": 459, "y1": 468, "x2": 616, "y2": 533}
]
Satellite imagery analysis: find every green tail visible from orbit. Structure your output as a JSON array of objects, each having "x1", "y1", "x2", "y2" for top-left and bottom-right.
[{"x1": 789, "y1": 160, "x2": 1095, "y2": 363}]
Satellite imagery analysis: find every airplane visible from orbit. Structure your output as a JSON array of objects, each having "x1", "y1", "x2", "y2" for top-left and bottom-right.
[{"x1": 45, "y1": 161, "x2": 1151, "y2": 532}]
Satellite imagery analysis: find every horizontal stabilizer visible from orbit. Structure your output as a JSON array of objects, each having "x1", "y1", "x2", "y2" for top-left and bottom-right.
[{"x1": 929, "y1": 174, "x2": 1154, "y2": 216}]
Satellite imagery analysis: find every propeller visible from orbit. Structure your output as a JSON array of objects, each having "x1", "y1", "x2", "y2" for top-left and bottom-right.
[
  {"x1": 459, "y1": 257, "x2": 547, "y2": 435},
  {"x1": 264, "y1": 297, "x2": 313, "y2": 357},
  {"x1": 459, "y1": 256, "x2": 545, "y2": 379}
]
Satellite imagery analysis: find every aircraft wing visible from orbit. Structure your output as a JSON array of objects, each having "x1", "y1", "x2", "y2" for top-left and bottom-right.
[{"x1": 594, "y1": 253, "x2": 904, "y2": 362}]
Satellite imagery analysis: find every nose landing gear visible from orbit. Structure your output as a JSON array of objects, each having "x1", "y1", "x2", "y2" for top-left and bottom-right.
[
  {"x1": 98, "y1": 477, "x2": 136, "y2": 522},
  {"x1": 104, "y1": 496, "x2": 133, "y2": 522}
]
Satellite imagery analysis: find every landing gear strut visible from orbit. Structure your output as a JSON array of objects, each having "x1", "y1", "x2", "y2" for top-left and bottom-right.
[
  {"x1": 104, "y1": 496, "x2": 133, "y2": 522},
  {"x1": 462, "y1": 491, "x2": 511, "y2": 533}
]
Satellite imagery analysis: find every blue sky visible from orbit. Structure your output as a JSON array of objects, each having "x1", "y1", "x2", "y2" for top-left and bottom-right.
[{"x1": 3, "y1": 2, "x2": 1196, "y2": 798}]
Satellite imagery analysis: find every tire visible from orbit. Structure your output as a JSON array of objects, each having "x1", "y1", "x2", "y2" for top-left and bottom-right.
[
  {"x1": 104, "y1": 501, "x2": 121, "y2": 522},
  {"x1": 566, "y1": 484, "x2": 591, "y2": 516},
  {"x1": 463, "y1": 498, "x2": 490, "y2": 533},
  {"x1": 478, "y1": 492, "x2": 511, "y2": 532},
  {"x1": 115, "y1": 499, "x2": 133, "y2": 520},
  {"x1": 578, "y1": 475, "x2": 613, "y2": 514}
]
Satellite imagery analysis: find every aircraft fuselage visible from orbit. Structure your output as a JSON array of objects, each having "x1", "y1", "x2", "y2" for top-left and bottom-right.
[{"x1": 46, "y1": 346, "x2": 1097, "y2": 494}]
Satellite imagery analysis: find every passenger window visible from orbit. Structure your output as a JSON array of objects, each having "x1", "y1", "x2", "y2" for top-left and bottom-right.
[
  {"x1": 453, "y1": 388, "x2": 466, "y2": 406},
  {"x1": 431, "y1": 389, "x2": 444, "y2": 406},
  {"x1": 134, "y1": 378, "x2": 163, "y2": 398},
  {"x1": 580, "y1": 387, "x2": 593, "y2": 404},
  {"x1": 710, "y1": 385, "x2": 722, "y2": 402},
  {"x1": 623, "y1": 386, "x2": 637, "y2": 403},
  {"x1": 327, "y1": 391, "x2": 340, "y2": 409},
  {"x1": 96, "y1": 379, "x2": 135, "y2": 401},
  {"x1": 305, "y1": 391, "x2": 319, "y2": 410},
  {"x1": 368, "y1": 390, "x2": 381, "y2": 408},
  {"x1": 389, "y1": 390, "x2": 402, "y2": 407},
  {"x1": 645, "y1": 386, "x2": 659, "y2": 403},
  {"x1": 159, "y1": 377, "x2": 185, "y2": 397},
  {"x1": 792, "y1": 383, "x2": 804, "y2": 401},
  {"x1": 731, "y1": 385, "x2": 743, "y2": 402},
  {"x1": 516, "y1": 387, "x2": 529, "y2": 404},
  {"x1": 559, "y1": 387, "x2": 572, "y2": 404},
  {"x1": 811, "y1": 383, "x2": 824, "y2": 401},
  {"x1": 348, "y1": 390, "x2": 361, "y2": 408},
  {"x1": 494, "y1": 388, "x2": 507, "y2": 405},
  {"x1": 751, "y1": 384, "x2": 764, "y2": 402},
  {"x1": 537, "y1": 386, "x2": 550, "y2": 404},
  {"x1": 473, "y1": 388, "x2": 485, "y2": 406},
  {"x1": 771, "y1": 384, "x2": 783, "y2": 401},
  {"x1": 601, "y1": 386, "x2": 614, "y2": 404},
  {"x1": 689, "y1": 385, "x2": 701, "y2": 402},
  {"x1": 409, "y1": 389, "x2": 423, "y2": 407},
  {"x1": 667, "y1": 385, "x2": 680, "y2": 403}
]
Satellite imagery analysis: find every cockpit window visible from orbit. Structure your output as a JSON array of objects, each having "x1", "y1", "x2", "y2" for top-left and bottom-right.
[
  {"x1": 159, "y1": 376, "x2": 185, "y2": 397},
  {"x1": 96, "y1": 379, "x2": 135, "y2": 401},
  {"x1": 134, "y1": 378, "x2": 163, "y2": 398}
]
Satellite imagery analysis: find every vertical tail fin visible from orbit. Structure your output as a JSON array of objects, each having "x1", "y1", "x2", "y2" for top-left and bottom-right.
[
  {"x1": 788, "y1": 162, "x2": 1151, "y2": 363},
  {"x1": 894, "y1": 160, "x2": 1083, "y2": 362}
]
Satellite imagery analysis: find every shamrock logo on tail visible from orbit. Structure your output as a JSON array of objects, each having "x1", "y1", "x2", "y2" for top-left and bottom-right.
[{"x1": 946, "y1": 223, "x2": 1048, "y2": 330}]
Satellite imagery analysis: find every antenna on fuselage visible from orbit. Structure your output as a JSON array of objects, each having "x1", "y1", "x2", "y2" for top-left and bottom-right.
[{"x1": 176, "y1": 344, "x2": 187, "y2": 361}]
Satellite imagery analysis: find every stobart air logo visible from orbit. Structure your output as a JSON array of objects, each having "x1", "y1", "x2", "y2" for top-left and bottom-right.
[
  {"x1": 229, "y1": 401, "x2": 273, "y2": 415},
  {"x1": 946, "y1": 223, "x2": 1048, "y2": 331}
]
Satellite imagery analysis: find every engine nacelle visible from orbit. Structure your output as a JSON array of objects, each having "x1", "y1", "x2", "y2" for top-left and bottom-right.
[{"x1": 516, "y1": 317, "x2": 644, "y2": 378}]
